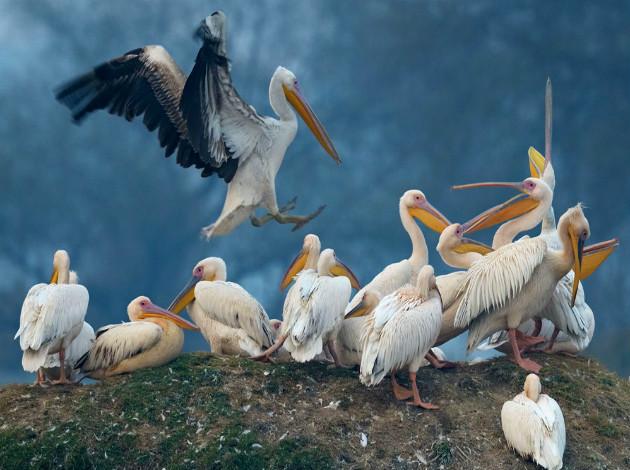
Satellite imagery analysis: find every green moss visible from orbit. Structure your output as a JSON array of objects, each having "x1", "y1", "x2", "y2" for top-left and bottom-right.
[{"x1": 431, "y1": 440, "x2": 453, "y2": 466}]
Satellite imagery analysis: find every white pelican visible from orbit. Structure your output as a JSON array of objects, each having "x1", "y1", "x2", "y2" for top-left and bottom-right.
[
  {"x1": 42, "y1": 271, "x2": 95, "y2": 382},
  {"x1": 15, "y1": 250, "x2": 89, "y2": 385},
  {"x1": 454, "y1": 204, "x2": 618, "y2": 372},
  {"x1": 338, "y1": 190, "x2": 450, "y2": 366},
  {"x1": 256, "y1": 247, "x2": 358, "y2": 365},
  {"x1": 167, "y1": 257, "x2": 275, "y2": 357},
  {"x1": 501, "y1": 374, "x2": 565, "y2": 470},
  {"x1": 55, "y1": 11, "x2": 340, "y2": 238},
  {"x1": 345, "y1": 265, "x2": 442, "y2": 409},
  {"x1": 76, "y1": 296, "x2": 198, "y2": 379}
]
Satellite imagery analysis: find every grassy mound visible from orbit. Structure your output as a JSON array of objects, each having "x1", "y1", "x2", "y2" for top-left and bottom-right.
[{"x1": 0, "y1": 353, "x2": 629, "y2": 469}]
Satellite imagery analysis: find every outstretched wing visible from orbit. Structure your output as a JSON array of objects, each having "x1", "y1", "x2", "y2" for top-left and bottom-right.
[
  {"x1": 55, "y1": 46, "x2": 237, "y2": 181},
  {"x1": 180, "y1": 15, "x2": 270, "y2": 169},
  {"x1": 455, "y1": 238, "x2": 546, "y2": 328}
]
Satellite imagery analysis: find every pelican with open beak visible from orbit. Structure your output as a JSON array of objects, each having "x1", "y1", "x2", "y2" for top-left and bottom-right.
[{"x1": 76, "y1": 296, "x2": 198, "y2": 379}]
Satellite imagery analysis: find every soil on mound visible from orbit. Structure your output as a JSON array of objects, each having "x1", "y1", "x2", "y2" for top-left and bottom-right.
[{"x1": 0, "y1": 353, "x2": 629, "y2": 469}]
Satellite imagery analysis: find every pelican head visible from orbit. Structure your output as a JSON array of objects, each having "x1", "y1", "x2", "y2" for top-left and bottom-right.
[
  {"x1": 168, "y1": 257, "x2": 227, "y2": 314},
  {"x1": 523, "y1": 373, "x2": 541, "y2": 402},
  {"x1": 558, "y1": 204, "x2": 591, "y2": 306},
  {"x1": 274, "y1": 66, "x2": 341, "y2": 164},
  {"x1": 344, "y1": 289, "x2": 382, "y2": 319},
  {"x1": 437, "y1": 222, "x2": 493, "y2": 258},
  {"x1": 50, "y1": 249, "x2": 70, "y2": 284},
  {"x1": 128, "y1": 296, "x2": 198, "y2": 330},
  {"x1": 318, "y1": 248, "x2": 361, "y2": 288},
  {"x1": 280, "y1": 233, "x2": 322, "y2": 289},
  {"x1": 453, "y1": 177, "x2": 552, "y2": 234},
  {"x1": 402, "y1": 189, "x2": 451, "y2": 233}
]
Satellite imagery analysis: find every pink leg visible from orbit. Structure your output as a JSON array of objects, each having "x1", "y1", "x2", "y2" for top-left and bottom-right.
[
  {"x1": 508, "y1": 329, "x2": 541, "y2": 373},
  {"x1": 52, "y1": 348, "x2": 72, "y2": 385},
  {"x1": 515, "y1": 329, "x2": 546, "y2": 353},
  {"x1": 543, "y1": 327, "x2": 560, "y2": 353},
  {"x1": 407, "y1": 371, "x2": 439, "y2": 410},
  {"x1": 425, "y1": 350, "x2": 457, "y2": 369},
  {"x1": 391, "y1": 372, "x2": 413, "y2": 401},
  {"x1": 327, "y1": 340, "x2": 350, "y2": 368},
  {"x1": 251, "y1": 334, "x2": 288, "y2": 362}
]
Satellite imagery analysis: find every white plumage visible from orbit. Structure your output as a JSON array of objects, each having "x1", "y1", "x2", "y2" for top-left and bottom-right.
[
  {"x1": 168, "y1": 257, "x2": 275, "y2": 357},
  {"x1": 283, "y1": 250, "x2": 352, "y2": 362},
  {"x1": 501, "y1": 374, "x2": 565, "y2": 470},
  {"x1": 15, "y1": 250, "x2": 88, "y2": 384},
  {"x1": 43, "y1": 322, "x2": 95, "y2": 382}
]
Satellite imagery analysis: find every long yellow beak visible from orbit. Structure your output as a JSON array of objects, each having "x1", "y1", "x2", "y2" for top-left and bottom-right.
[
  {"x1": 344, "y1": 298, "x2": 370, "y2": 319},
  {"x1": 140, "y1": 302, "x2": 199, "y2": 330},
  {"x1": 329, "y1": 257, "x2": 361, "y2": 289},
  {"x1": 168, "y1": 276, "x2": 202, "y2": 314},
  {"x1": 283, "y1": 85, "x2": 341, "y2": 164},
  {"x1": 280, "y1": 249, "x2": 309, "y2": 290},
  {"x1": 408, "y1": 202, "x2": 451, "y2": 234},
  {"x1": 580, "y1": 238, "x2": 619, "y2": 280},
  {"x1": 453, "y1": 238, "x2": 494, "y2": 256},
  {"x1": 453, "y1": 181, "x2": 540, "y2": 234},
  {"x1": 569, "y1": 231, "x2": 586, "y2": 307},
  {"x1": 50, "y1": 268, "x2": 59, "y2": 284},
  {"x1": 528, "y1": 146, "x2": 546, "y2": 179}
]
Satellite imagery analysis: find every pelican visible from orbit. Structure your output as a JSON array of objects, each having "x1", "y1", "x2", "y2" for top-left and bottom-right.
[
  {"x1": 168, "y1": 257, "x2": 275, "y2": 357},
  {"x1": 55, "y1": 11, "x2": 340, "y2": 238},
  {"x1": 256, "y1": 246, "x2": 359, "y2": 365},
  {"x1": 15, "y1": 250, "x2": 88, "y2": 385},
  {"x1": 42, "y1": 271, "x2": 95, "y2": 382},
  {"x1": 501, "y1": 374, "x2": 565, "y2": 470},
  {"x1": 455, "y1": 204, "x2": 618, "y2": 372},
  {"x1": 76, "y1": 296, "x2": 198, "y2": 379},
  {"x1": 345, "y1": 265, "x2": 443, "y2": 409},
  {"x1": 338, "y1": 190, "x2": 450, "y2": 366}
]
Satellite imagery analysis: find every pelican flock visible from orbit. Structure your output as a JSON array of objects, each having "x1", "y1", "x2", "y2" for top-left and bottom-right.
[{"x1": 8, "y1": 9, "x2": 622, "y2": 469}]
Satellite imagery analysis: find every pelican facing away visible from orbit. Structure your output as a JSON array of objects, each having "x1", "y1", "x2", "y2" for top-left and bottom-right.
[
  {"x1": 55, "y1": 11, "x2": 340, "y2": 238},
  {"x1": 255, "y1": 242, "x2": 359, "y2": 365},
  {"x1": 338, "y1": 190, "x2": 450, "y2": 366},
  {"x1": 168, "y1": 257, "x2": 275, "y2": 356},
  {"x1": 76, "y1": 296, "x2": 198, "y2": 379},
  {"x1": 15, "y1": 250, "x2": 88, "y2": 385},
  {"x1": 502, "y1": 374, "x2": 565, "y2": 470},
  {"x1": 345, "y1": 265, "x2": 443, "y2": 409}
]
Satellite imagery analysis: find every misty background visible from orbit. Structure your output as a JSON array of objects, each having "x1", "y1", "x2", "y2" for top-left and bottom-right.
[{"x1": 1, "y1": 0, "x2": 628, "y2": 382}]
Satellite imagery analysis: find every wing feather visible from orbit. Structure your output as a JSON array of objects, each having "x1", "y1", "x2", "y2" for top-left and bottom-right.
[{"x1": 455, "y1": 238, "x2": 546, "y2": 328}]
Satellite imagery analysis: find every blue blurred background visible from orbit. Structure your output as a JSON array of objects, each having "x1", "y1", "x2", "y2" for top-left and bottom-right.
[{"x1": 1, "y1": 0, "x2": 628, "y2": 382}]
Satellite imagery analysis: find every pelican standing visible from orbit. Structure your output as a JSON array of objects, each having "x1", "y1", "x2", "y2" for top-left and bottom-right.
[
  {"x1": 76, "y1": 296, "x2": 198, "y2": 378},
  {"x1": 15, "y1": 250, "x2": 88, "y2": 385},
  {"x1": 345, "y1": 265, "x2": 443, "y2": 409},
  {"x1": 42, "y1": 271, "x2": 95, "y2": 382},
  {"x1": 168, "y1": 257, "x2": 275, "y2": 356},
  {"x1": 338, "y1": 190, "x2": 450, "y2": 366},
  {"x1": 55, "y1": 11, "x2": 340, "y2": 238},
  {"x1": 501, "y1": 374, "x2": 565, "y2": 470},
  {"x1": 454, "y1": 204, "x2": 618, "y2": 372}
]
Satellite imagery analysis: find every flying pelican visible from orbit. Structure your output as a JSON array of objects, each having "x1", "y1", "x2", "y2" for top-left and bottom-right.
[
  {"x1": 42, "y1": 271, "x2": 95, "y2": 383},
  {"x1": 167, "y1": 257, "x2": 276, "y2": 357},
  {"x1": 338, "y1": 190, "x2": 450, "y2": 367},
  {"x1": 501, "y1": 374, "x2": 565, "y2": 470},
  {"x1": 454, "y1": 204, "x2": 618, "y2": 372},
  {"x1": 55, "y1": 11, "x2": 340, "y2": 238},
  {"x1": 76, "y1": 296, "x2": 198, "y2": 379},
  {"x1": 345, "y1": 265, "x2": 443, "y2": 409},
  {"x1": 15, "y1": 250, "x2": 89, "y2": 385},
  {"x1": 255, "y1": 246, "x2": 359, "y2": 365}
]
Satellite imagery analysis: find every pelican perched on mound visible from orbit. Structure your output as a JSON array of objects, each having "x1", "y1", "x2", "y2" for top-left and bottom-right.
[
  {"x1": 42, "y1": 271, "x2": 95, "y2": 383},
  {"x1": 502, "y1": 374, "x2": 565, "y2": 470},
  {"x1": 345, "y1": 265, "x2": 443, "y2": 409},
  {"x1": 168, "y1": 257, "x2": 275, "y2": 356},
  {"x1": 338, "y1": 190, "x2": 450, "y2": 366},
  {"x1": 455, "y1": 204, "x2": 617, "y2": 372},
  {"x1": 255, "y1": 243, "x2": 359, "y2": 365},
  {"x1": 76, "y1": 296, "x2": 198, "y2": 379},
  {"x1": 15, "y1": 250, "x2": 89, "y2": 385},
  {"x1": 55, "y1": 11, "x2": 340, "y2": 238}
]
